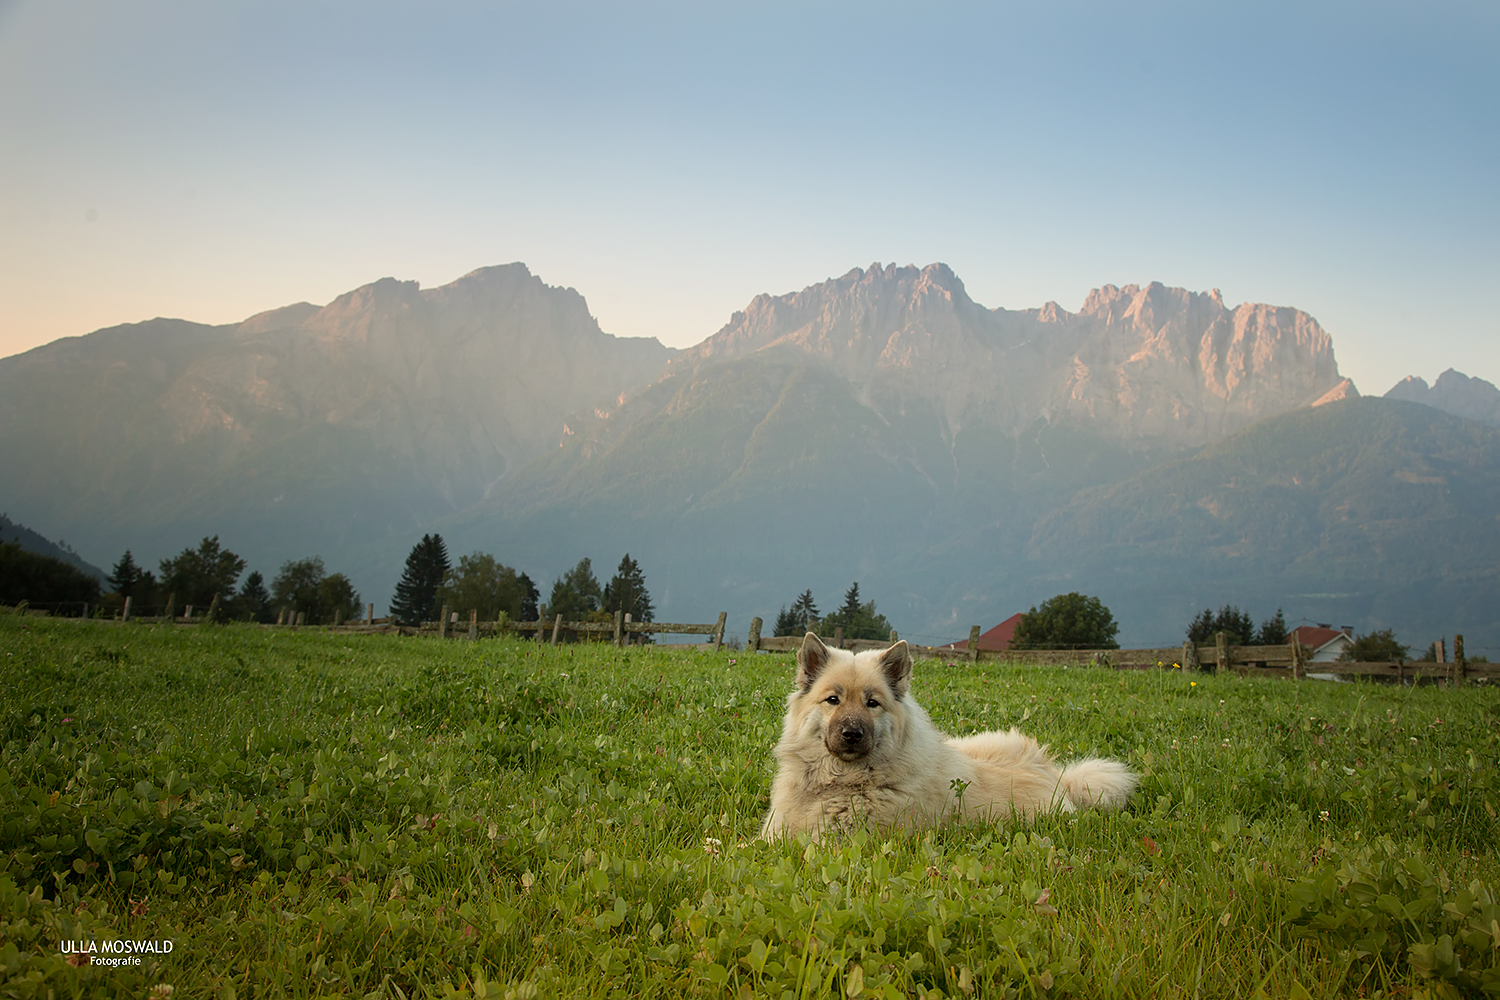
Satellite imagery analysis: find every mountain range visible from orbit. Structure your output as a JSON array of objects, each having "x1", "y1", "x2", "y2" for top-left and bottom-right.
[{"x1": 2, "y1": 262, "x2": 1496, "y2": 647}]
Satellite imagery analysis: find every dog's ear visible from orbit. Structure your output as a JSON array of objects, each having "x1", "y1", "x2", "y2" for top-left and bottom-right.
[
  {"x1": 796, "y1": 632, "x2": 830, "y2": 690},
  {"x1": 879, "y1": 640, "x2": 913, "y2": 698}
]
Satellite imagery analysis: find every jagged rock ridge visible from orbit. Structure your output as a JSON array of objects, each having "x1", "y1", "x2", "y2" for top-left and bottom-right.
[
  {"x1": 1385, "y1": 369, "x2": 1500, "y2": 428},
  {"x1": 667, "y1": 262, "x2": 1348, "y2": 450}
]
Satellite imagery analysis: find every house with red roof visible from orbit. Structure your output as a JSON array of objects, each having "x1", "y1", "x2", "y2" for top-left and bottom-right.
[
  {"x1": 1292, "y1": 624, "x2": 1354, "y2": 662},
  {"x1": 942, "y1": 613, "x2": 1025, "y2": 651}
]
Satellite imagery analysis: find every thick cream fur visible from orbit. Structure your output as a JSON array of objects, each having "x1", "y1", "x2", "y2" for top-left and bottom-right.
[{"x1": 760, "y1": 638, "x2": 1138, "y2": 840}]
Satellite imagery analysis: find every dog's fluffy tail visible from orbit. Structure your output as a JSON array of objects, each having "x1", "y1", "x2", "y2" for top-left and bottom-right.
[{"x1": 1060, "y1": 758, "x2": 1138, "y2": 811}]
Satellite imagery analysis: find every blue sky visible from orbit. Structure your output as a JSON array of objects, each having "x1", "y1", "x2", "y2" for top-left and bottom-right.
[{"x1": 1, "y1": 0, "x2": 1495, "y2": 394}]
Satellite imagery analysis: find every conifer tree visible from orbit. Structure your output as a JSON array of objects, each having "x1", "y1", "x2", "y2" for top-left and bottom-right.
[
  {"x1": 789, "y1": 590, "x2": 819, "y2": 634},
  {"x1": 547, "y1": 558, "x2": 602, "y2": 622},
  {"x1": 1256, "y1": 608, "x2": 1289, "y2": 645},
  {"x1": 602, "y1": 554, "x2": 655, "y2": 630},
  {"x1": 390, "y1": 534, "x2": 450, "y2": 624},
  {"x1": 773, "y1": 606, "x2": 800, "y2": 637},
  {"x1": 818, "y1": 582, "x2": 893, "y2": 640},
  {"x1": 236, "y1": 570, "x2": 273, "y2": 623},
  {"x1": 518, "y1": 573, "x2": 539, "y2": 622},
  {"x1": 838, "y1": 582, "x2": 862, "y2": 622},
  {"x1": 1186, "y1": 605, "x2": 1255, "y2": 646},
  {"x1": 108, "y1": 550, "x2": 144, "y2": 597}
]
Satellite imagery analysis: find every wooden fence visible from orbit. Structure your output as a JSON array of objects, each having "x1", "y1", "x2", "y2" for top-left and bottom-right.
[
  {"x1": 324, "y1": 605, "x2": 730, "y2": 650},
  {"x1": 742, "y1": 618, "x2": 1497, "y2": 686},
  {"x1": 10, "y1": 600, "x2": 1494, "y2": 684}
]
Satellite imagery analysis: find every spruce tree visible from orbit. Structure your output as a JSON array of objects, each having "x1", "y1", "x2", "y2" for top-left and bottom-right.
[
  {"x1": 1186, "y1": 605, "x2": 1256, "y2": 646},
  {"x1": 602, "y1": 553, "x2": 655, "y2": 625},
  {"x1": 518, "y1": 573, "x2": 539, "y2": 621},
  {"x1": 108, "y1": 550, "x2": 144, "y2": 597},
  {"x1": 839, "y1": 583, "x2": 862, "y2": 621},
  {"x1": 773, "y1": 606, "x2": 799, "y2": 637},
  {"x1": 237, "y1": 570, "x2": 272, "y2": 623},
  {"x1": 547, "y1": 558, "x2": 602, "y2": 622},
  {"x1": 789, "y1": 590, "x2": 819, "y2": 634},
  {"x1": 390, "y1": 534, "x2": 450, "y2": 624},
  {"x1": 1256, "y1": 608, "x2": 1289, "y2": 645}
]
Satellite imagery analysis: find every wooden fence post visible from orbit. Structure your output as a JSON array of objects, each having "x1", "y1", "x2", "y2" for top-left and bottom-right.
[
  {"x1": 367, "y1": 603, "x2": 374, "y2": 625},
  {"x1": 1215, "y1": 631, "x2": 1228, "y2": 673},
  {"x1": 206, "y1": 593, "x2": 220, "y2": 623},
  {"x1": 614, "y1": 609, "x2": 625, "y2": 648},
  {"x1": 967, "y1": 625, "x2": 981, "y2": 663},
  {"x1": 536, "y1": 607, "x2": 547, "y2": 644},
  {"x1": 295, "y1": 611, "x2": 305, "y2": 627},
  {"x1": 833, "y1": 626, "x2": 844, "y2": 650},
  {"x1": 1180, "y1": 641, "x2": 1192, "y2": 672},
  {"x1": 438, "y1": 605, "x2": 449, "y2": 639},
  {"x1": 122, "y1": 595, "x2": 132, "y2": 622},
  {"x1": 889, "y1": 630, "x2": 899, "y2": 643},
  {"x1": 713, "y1": 612, "x2": 727, "y2": 651},
  {"x1": 165, "y1": 593, "x2": 176, "y2": 623},
  {"x1": 1291, "y1": 635, "x2": 1304, "y2": 680},
  {"x1": 551, "y1": 614, "x2": 563, "y2": 645},
  {"x1": 747, "y1": 617, "x2": 762, "y2": 652},
  {"x1": 468, "y1": 609, "x2": 478, "y2": 641},
  {"x1": 1437, "y1": 638, "x2": 1447, "y2": 664},
  {"x1": 1455, "y1": 634, "x2": 1466, "y2": 687}
]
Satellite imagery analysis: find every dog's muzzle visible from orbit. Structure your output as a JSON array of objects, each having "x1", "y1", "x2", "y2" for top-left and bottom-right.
[{"x1": 827, "y1": 721, "x2": 871, "y2": 760}]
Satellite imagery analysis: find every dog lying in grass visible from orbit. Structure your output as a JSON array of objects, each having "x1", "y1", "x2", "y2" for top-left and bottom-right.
[{"x1": 760, "y1": 634, "x2": 1138, "y2": 840}]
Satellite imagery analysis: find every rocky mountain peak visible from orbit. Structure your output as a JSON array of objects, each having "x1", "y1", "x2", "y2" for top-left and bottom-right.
[
  {"x1": 664, "y1": 265, "x2": 1346, "y2": 449},
  {"x1": 1385, "y1": 369, "x2": 1500, "y2": 427}
]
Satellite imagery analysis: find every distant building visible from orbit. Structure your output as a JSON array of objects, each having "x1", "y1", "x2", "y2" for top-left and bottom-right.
[
  {"x1": 1292, "y1": 624, "x2": 1354, "y2": 662},
  {"x1": 943, "y1": 613, "x2": 1025, "y2": 651}
]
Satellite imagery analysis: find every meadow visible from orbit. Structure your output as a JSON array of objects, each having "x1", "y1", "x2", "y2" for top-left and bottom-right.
[{"x1": 1, "y1": 615, "x2": 1497, "y2": 999}]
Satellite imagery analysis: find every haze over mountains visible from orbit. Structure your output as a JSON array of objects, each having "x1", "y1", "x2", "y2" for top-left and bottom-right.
[
  {"x1": 1385, "y1": 369, "x2": 1500, "y2": 428},
  {"x1": 2, "y1": 262, "x2": 1496, "y2": 646}
]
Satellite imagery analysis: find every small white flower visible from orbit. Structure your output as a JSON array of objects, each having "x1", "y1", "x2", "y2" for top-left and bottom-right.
[{"x1": 1319, "y1": 810, "x2": 1330, "y2": 822}]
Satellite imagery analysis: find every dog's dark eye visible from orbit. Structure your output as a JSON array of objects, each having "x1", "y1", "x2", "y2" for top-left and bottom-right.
[
  {"x1": 866, "y1": 697, "x2": 880, "y2": 709},
  {"x1": 825, "y1": 694, "x2": 839, "y2": 705}
]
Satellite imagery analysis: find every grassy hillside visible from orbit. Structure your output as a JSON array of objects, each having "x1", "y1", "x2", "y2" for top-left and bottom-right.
[{"x1": 2, "y1": 615, "x2": 1497, "y2": 997}]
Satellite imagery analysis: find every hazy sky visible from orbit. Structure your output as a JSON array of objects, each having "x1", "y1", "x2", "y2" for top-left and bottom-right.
[{"x1": 2, "y1": 0, "x2": 1495, "y2": 394}]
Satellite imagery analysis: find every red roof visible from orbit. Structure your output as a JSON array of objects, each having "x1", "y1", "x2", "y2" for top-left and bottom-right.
[
  {"x1": 943, "y1": 613, "x2": 1024, "y2": 651},
  {"x1": 1292, "y1": 625, "x2": 1351, "y2": 651}
]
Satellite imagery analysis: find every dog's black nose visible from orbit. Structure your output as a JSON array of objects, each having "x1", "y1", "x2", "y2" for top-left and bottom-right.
[{"x1": 841, "y1": 726, "x2": 864, "y2": 744}]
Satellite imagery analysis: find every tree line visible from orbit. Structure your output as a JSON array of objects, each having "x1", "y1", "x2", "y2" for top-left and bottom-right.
[
  {"x1": 107, "y1": 538, "x2": 361, "y2": 624},
  {"x1": 1184, "y1": 602, "x2": 1483, "y2": 662},
  {"x1": 388, "y1": 534, "x2": 656, "y2": 641},
  {"x1": 772, "y1": 582, "x2": 893, "y2": 641},
  {"x1": 0, "y1": 534, "x2": 363, "y2": 623}
]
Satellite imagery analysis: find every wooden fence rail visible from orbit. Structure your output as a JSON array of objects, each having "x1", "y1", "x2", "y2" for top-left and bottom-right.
[
  {"x1": 10, "y1": 602, "x2": 1495, "y2": 683},
  {"x1": 742, "y1": 618, "x2": 1496, "y2": 685}
]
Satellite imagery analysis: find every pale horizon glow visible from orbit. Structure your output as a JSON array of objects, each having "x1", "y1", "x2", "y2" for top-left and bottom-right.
[{"x1": 1, "y1": 1, "x2": 1496, "y2": 396}]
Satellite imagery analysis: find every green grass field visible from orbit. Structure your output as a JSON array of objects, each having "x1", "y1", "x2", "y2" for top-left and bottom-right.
[{"x1": 2, "y1": 615, "x2": 1498, "y2": 999}]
